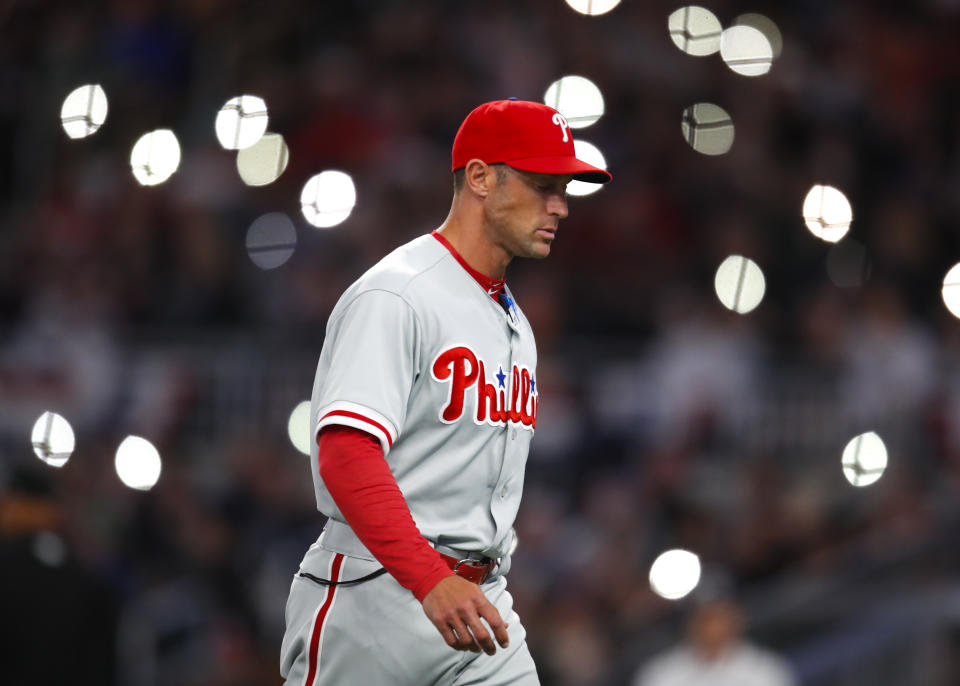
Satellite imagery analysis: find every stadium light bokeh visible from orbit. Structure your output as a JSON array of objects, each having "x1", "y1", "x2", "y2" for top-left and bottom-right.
[
  {"x1": 941, "y1": 263, "x2": 960, "y2": 318},
  {"x1": 841, "y1": 431, "x2": 888, "y2": 488},
  {"x1": 668, "y1": 6, "x2": 722, "y2": 56},
  {"x1": 287, "y1": 400, "x2": 312, "y2": 456},
  {"x1": 543, "y1": 75, "x2": 604, "y2": 129},
  {"x1": 60, "y1": 84, "x2": 108, "y2": 139},
  {"x1": 32, "y1": 532, "x2": 68, "y2": 568},
  {"x1": 564, "y1": 0, "x2": 621, "y2": 17},
  {"x1": 30, "y1": 411, "x2": 75, "y2": 468},
  {"x1": 300, "y1": 170, "x2": 357, "y2": 228},
  {"x1": 129, "y1": 129, "x2": 181, "y2": 186},
  {"x1": 566, "y1": 140, "x2": 607, "y2": 197},
  {"x1": 720, "y1": 25, "x2": 774, "y2": 76},
  {"x1": 115, "y1": 436, "x2": 163, "y2": 491},
  {"x1": 649, "y1": 548, "x2": 702, "y2": 600},
  {"x1": 681, "y1": 103, "x2": 734, "y2": 156},
  {"x1": 236, "y1": 132, "x2": 289, "y2": 186},
  {"x1": 714, "y1": 255, "x2": 766, "y2": 314},
  {"x1": 246, "y1": 213, "x2": 297, "y2": 270},
  {"x1": 215, "y1": 95, "x2": 269, "y2": 150},
  {"x1": 734, "y1": 13, "x2": 783, "y2": 59},
  {"x1": 803, "y1": 184, "x2": 853, "y2": 243}
]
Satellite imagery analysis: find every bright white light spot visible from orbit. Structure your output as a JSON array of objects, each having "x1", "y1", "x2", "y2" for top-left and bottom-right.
[
  {"x1": 714, "y1": 255, "x2": 766, "y2": 314},
  {"x1": 30, "y1": 411, "x2": 75, "y2": 468},
  {"x1": 115, "y1": 435, "x2": 162, "y2": 491},
  {"x1": 649, "y1": 549, "x2": 701, "y2": 600},
  {"x1": 841, "y1": 431, "x2": 888, "y2": 487},
  {"x1": 288, "y1": 401, "x2": 312, "y2": 456},
  {"x1": 734, "y1": 13, "x2": 783, "y2": 59},
  {"x1": 247, "y1": 213, "x2": 297, "y2": 270},
  {"x1": 681, "y1": 103, "x2": 734, "y2": 156},
  {"x1": 803, "y1": 184, "x2": 853, "y2": 243},
  {"x1": 130, "y1": 129, "x2": 181, "y2": 186},
  {"x1": 566, "y1": 140, "x2": 607, "y2": 197},
  {"x1": 300, "y1": 170, "x2": 357, "y2": 228},
  {"x1": 941, "y1": 263, "x2": 960, "y2": 319},
  {"x1": 61, "y1": 84, "x2": 108, "y2": 139},
  {"x1": 668, "y1": 6, "x2": 722, "y2": 56},
  {"x1": 544, "y1": 75, "x2": 604, "y2": 129},
  {"x1": 215, "y1": 95, "x2": 269, "y2": 150},
  {"x1": 237, "y1": 132, "x2": 289, "y2": 186},
  {"x1": 564, "y1": 0, "x2": 621, "y2": 16},
  {"x1": 720, "y1": 25, "x2": 773, "y2": 76}
]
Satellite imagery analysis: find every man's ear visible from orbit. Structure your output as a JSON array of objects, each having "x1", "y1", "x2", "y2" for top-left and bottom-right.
[{"x1": 463, "y1": 159, "x2": 493, "y2": 198}]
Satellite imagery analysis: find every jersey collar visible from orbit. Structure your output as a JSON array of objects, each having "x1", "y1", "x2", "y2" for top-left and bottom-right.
[{"x1": 431, "y1": 230, "x2": 505, "y2": 299}]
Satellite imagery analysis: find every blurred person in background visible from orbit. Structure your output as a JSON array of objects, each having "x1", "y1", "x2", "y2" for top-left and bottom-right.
[
  {"x1": 0, "y1": 464, "x2": 118, "y2": 686},
  {"x1": 632, "y1": 592, "x2": 797, "y2": 686}
]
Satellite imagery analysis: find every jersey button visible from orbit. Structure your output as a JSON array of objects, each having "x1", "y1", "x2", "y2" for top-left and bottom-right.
[
  {"x1": 511, "y1": 429, "x2": 517, "y2": 441},
  {"x1": 500, "y1": 485, "x2": 508, "y2": 498}
]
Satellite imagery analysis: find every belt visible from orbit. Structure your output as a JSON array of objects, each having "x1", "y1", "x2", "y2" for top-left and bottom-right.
[
  {"x1": 438, "y1": 551, "x2": 498, "y2": 585},
  {"x1": 319, "y1": 520, "x2": 501, "y2": 584}
]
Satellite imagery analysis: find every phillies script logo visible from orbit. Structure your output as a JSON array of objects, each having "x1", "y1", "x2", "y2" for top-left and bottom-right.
[{"x1": 431, "y1": 346, "x2": 537, "y2": 429}]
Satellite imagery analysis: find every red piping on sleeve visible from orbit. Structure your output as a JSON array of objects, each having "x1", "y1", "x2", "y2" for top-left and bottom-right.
[{"x1": 319, "y1": 409, "x2": 393, "y2": 447}]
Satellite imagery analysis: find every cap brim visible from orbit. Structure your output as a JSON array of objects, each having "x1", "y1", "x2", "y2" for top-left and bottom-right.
[{"x1": 506, "y1": 156, "x2": 612, "y2": 184}]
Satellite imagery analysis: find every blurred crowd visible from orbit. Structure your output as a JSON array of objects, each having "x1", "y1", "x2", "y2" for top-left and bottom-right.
[{"x1": 3, "y1": 1, "x2": 960, "y2": 684}]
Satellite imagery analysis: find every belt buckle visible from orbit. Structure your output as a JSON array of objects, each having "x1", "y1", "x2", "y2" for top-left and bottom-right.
[{"x1": 453, "y1": 557, "x2": 495, "y2": 584}]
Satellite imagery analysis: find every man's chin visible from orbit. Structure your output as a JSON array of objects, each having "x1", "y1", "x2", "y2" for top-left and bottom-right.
[{"x1": 528, "y1": 242, "x2": 551, "y2": 259}]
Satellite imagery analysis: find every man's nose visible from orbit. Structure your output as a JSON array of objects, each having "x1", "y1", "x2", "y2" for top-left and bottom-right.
[{"x1": 547, "y1": 192, "x2": 568, "y2": 218}]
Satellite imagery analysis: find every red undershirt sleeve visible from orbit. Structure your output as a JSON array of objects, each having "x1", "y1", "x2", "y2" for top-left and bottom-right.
[{"x1": 317, "y1": 425, "x2": 453, "y2": 601}]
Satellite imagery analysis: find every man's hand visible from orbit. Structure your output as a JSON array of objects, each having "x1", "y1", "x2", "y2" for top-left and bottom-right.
[{"x1": 421, "y1": 575, "x2": 510, "y2": 655}]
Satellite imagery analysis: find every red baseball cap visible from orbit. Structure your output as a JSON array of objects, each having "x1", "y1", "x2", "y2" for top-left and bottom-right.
[{"x1": 451, "y1": 99, "x2": 612, "y2": 184}]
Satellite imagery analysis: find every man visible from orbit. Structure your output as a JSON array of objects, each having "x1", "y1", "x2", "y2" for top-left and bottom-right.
[
  {"x1": 280, "y1": 99, "x2": 611, "y2": 685},
  {"x1": 633, "y1": 595, "x2": 797, "y2": 686}
]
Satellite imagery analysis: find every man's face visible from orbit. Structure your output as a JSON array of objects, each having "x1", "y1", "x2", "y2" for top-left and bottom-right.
[
  {"x1": 483, "y1": 165, "x2": 572, "y2": 260},
  {"x1": 688, "y1": 601, "x2": 742, "y2": 659}
]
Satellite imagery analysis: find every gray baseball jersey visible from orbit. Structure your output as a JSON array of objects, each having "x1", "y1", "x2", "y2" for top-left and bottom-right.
[
  {"x1": 308, "y1": 231, "x2": 538, "y2": 558},
  {"x1": 280, "y1": 232, "x2": 542, "y2": 685}
]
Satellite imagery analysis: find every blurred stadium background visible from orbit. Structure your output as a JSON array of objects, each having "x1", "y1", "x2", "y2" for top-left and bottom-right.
[{"x1": 3, "y1": 1, "x2": 960, "y2": 684}]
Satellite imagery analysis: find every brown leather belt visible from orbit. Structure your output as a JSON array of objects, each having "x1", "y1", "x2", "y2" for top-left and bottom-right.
[{"x1": 439, "y1": 552, "x2": 497, "y2": 585}]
